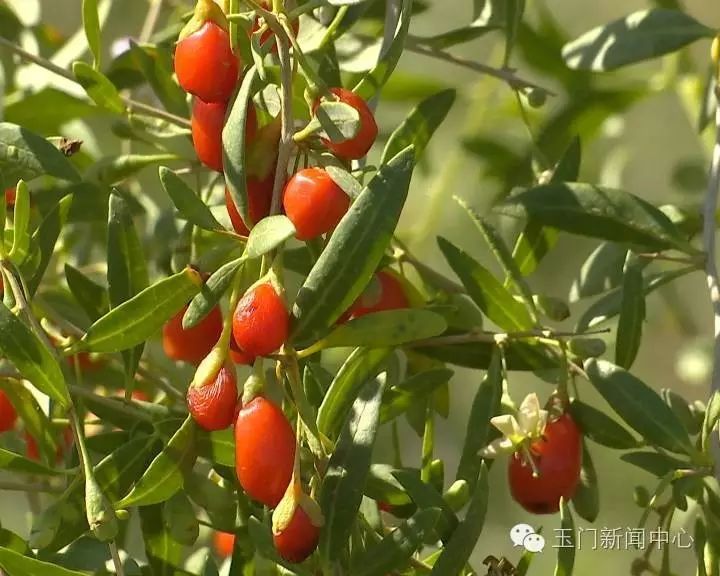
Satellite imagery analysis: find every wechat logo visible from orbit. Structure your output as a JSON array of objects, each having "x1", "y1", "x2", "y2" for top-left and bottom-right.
[{"x1": 510, "y1": 523, "x2": 545, "y2": 553}]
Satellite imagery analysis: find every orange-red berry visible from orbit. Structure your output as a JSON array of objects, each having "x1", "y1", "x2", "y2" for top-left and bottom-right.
[
  {"x1": 232, "y1": 283, "x2": 288, "y2": 358},
  {"x1": 283, "y1": 168, "x2": 350, "y2": 240},
  {"x1": 175, "y1": 21, "x2": 239, "y2": 104},
  {"x1": 0, "y1": 391, "x2": 17, "y2": 433},
  {"x1": 315, "y1": 88, "x2": 377, "y2": 160},
  {"x1": 340, "y1": 270, "x2": 409, "y2": 322},
  {"x1": 273, "y1": 506, "x2": 320, "y2": 563},
  {"x1": 224, "y1": 172, "x2": 274, "y2": 236},
  {"x1": 213, "y1": 531, "x2": 235, "y2": 557},
  {"x1": 187, "y1": 366, "x2": 238, "y2": 431},
  {"x1": 163, "y1": 305, "x2": 223, "y2": 365},
  {"x1": 235, "y1": 396, "x2": 295, "y2": 507}
]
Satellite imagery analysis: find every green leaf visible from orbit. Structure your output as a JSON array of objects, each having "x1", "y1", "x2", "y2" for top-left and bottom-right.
[
  {"x1": 223, "y1": 66, "x2": 258, "y2": 226},
  {"x1": 0, "y1": 447, "x2": 67, "y2": 476},
  {"x1": 510, "y1": 220, "x2": 559, "y2": 277},
  {"x1": 0, "y1": 529, "x2": 28, "y2": 556},
  {"x1": 107, "y1": 193, "x2": 149, "y2": 380},
  {"x1": 313, "y1": 101, "x2": 361, "y2": 142},
  {"x1": 22, "y1": 195, "x2": 74, "y2": 295},
  {"x1": 0, "y1": 380, "x2": 57, "y2": 463},
  {"x1": 554, "y1": 499, "x2": 575, "y2": 576},
  {"x1": 159, "y1": 167, "x2": 223, "y2": 231},
  {"x1": 64, "y1": 264, "x2": 109, "y2": 323},
  {"x1": 244, "y1": 215, "x2": 296, "y2": 259},
  {"x1": 319, "y1": 376, "x2": 386, "y2": 566},
  {"x1": 381, "y1": 89, "x2": 456, "y2": 165},
  {"x1": 87, "y1": 153, "x2": 180, "y2": 186},
  {"x1": 325, "y1": 166, "x2": 363, "y2": 199},
  {"x1": 81, "y1": 0, "x2": 101, "y2": 68},
  {"x1": 139, "y1": 505, "x2": 185, "y2": 576},
  {"x1": 620, "y1": 451, "x2": 688, "y2": 477},
  {"x1": 571, "y1": 441, "x2": 599, "y2": 523},
  {"x1": 317, "y1": 347, "x2": 392, "y2": 440},
  {"x1": 456, "y1": 347, "x2": 502, "y2": 491},
  {"x1": 185, "y1": 472, "x2": 236, "y2": 532},
  {"x1": 437, "y1": 236, "x2": 534, "y2": 331},
  {"x1": 195, "y1": 429, "x2": 234, "y2": 468},
  {"x1": 584, "y1": 359, "x2": 692, "y2": 455},
  {"x1": 309, "y1": 309, "x2": 447, "y2": 352},
  {"x1": 413, "y1": 24, "x2": 497, "y2": 49},
  {"x1": 568, "y1": 400, "x2": 640, "y2": 450},
  {"x1": 416, "y1": 337, "x2": 556, "y2": 371},
  {"x1": 79, "y1": 267, "x2": 201, "y2": 353},
  {"x1": 615, "y1": 260, "x2": 645, "y2": 369},
  {"x1": 72, "y1": 61, "x2": 124, "y2": 113},
  {"x1": 128, "y1": 41, "x2": 187, "y2": 117},
  {"x1": 117, "y1": 416, "x2": 197, "y2": 508},
  {"x1": 562, "y1": 9, "x2": 714, "y2": 72},
  {"x1": 0, "y1": 302, "x2": 70, "y2": 408},
  {"x1": 354, "y1": 0, "x2": 414, "y2": 100},
  {"x1": 429, "y1": 464, "x2": 488, "y2": 576},
  {"x1": 163, "y1": 492, "x2": 199, "y2": 546},
  {"x1": 381, "y1": 368, "x2": 454, "y2": 424},
  {"x1": 352, "y1": 508, "x2": 442, "y2": 576},
  {"x1": 364, "y1": 464, "x2": 413, "y2": 506},
  {"x1": 495, "y1": 183, "x2": 693, "y2": 252},
  {"x1": 0, "y1": 122, "x2": 81, "y2": 186},
  {"x1": 702, "y1": 391, "x2": 720, "y2": 453},
  {"x1": 183, "y1": 257, "x2": 243, "y2": 330},
  {"x1": 292, "y1": 147, "x2": 415, "y2": 342},
  {"x1": 8, "y1": 180, "x2": 30, "y2": 263},
  {"x1": 0, "y1": 547, "x2": 89, "y2": 576},
  {"x1": 569, "y1": 242, "x2": 628, "y2": 302}
]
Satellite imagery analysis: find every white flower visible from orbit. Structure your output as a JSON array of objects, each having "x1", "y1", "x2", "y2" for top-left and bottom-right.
[{"x1": 480, "y1": 393, "x2": 548, "y2": 458}]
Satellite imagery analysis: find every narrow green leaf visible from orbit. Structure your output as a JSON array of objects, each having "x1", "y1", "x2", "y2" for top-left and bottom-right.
[
  {"x1": 615, "y1": 260, "x2": 645, "y2": 369},
  {"x1": 552, "y1": 137, "x2": 582, "y2": 183},
  {"x1": 554, "y1": 499, "x2": 575, "y2": 576},
  {"x1": 64, "y1": 264, "x2": 109, "y2": 323},
  {"x1": 0, "y1": 447, "x2": 66, "y2": 476},
  {"x1": 702, "y1": 391, "x2": 720, "y2": 453},
  {"x1": 185, "y1": 472, "x2": 236, "y2": 532},
  {"x1": 72, "y1": 61, "x2": 124, "y2": 113},
  {"x1": 568, "y1": 400, "x2": 640, "y2": 450},
  {"x1": 571, "y1": 441, "x2": 599, "y2": 523},
  {"x1": 139, "y1": 505, "x2": 185, "y2": 576},
  {"x1": 317, "y1": 347, "x2": 392, "y2": 440},
  {"x1": 244, "y1": 215, "x2": 296, "y2": 259},
  {"x1": 413, "y1": 25, "x2": 497, "y2": 49},
  {"x1": 87, "y1": 153, "x2": 180, "y2": 185},
  {"x1": 325, "y1": 166, "x2": 363, "y2": 199},
  {"x1": 364, "y1": 464, "x2": 413, "y2": 506},
  {"x1": 0, "y1": 302, "x2": 70, "y2": 407},
  {"x1": 107, "y1": 193, "x2": 149, "y2": 380},
  {"x1": 159, "y1": 167, "x2": 223, "y2": 231},
  {"x1": 195, "y1": 429, "x2": 234, "y2": 468},
  {"x1": 495, "y1": 182, "x2": 693, "y2": 252},
  {"x1": 81, "y1": 0, "x2": 101, "y2": 68},
  {"x1": 381, "y1": 368, "x2": 454, "y2": 424},
  {"x1": 562, "y1": 9, "x2": 714, "y2": 72},
  {"x1": 223, "y1": 66, "x2": 258, "y2": 226},
  {"x1": 437, "y1": 236, "x2": 534, "y2": 331},
  {"x1": 292, "y1": 147, "x2": 415, "y2": 342},
  {"x1": 352, "y1": 508, "x2": 442, "y2": 576},
  {"x1": 117, "y1": 416, "x2": 197, "y2": 508},
  {"x1": 456, "y1": 347, "x2": 502, "y2": 491},
  {"x1": 393, "y1": 470, "x2": 459, "y2": 542},
  {"x1": 620, "y1": 451, "x2": 688, "y2": 477},
  {"x1": 569, "y1": 242, "x2": 628, "y2": 302},
  {"x1": 354, "y1": 0, "x2": 414, "y2": 100},
  {"x1": 429, "y1": 464, "x2": 489, "y2": 576},
  {"x1": 319, "y1": 376, "x2": 386, "y2": 566},
  {"x1": 313, "y1": 101, "x2": 361, "y2": 142},
  {"x1": 584, "y1": 359, "x2": 692, "y2": 454},
  {"x1": 511, "y1": 221, "x2": 559, "y2": 277},
  {"x1": 80, "y1": 267, "x2": 201, "y2": 353},
  {"x1": 0, "y1": 547, "x2": 89, "y2": 576},
  {"x1": 183, "y1": 257, "x2": 243, "y2": 329},
  {"x1": 381, "y1": 89, "x2": 456, "y2": 165},
  {"x1": 0, "y1": 529, "x2": 28, "y2": 556},
  {"x1": 311, "y1": 309, "x2": 447, "y2": 352},
  {"x1": 416, "y1": 337, "x2": 556, "y2": 371},
  {"x1": 0, "y1": 122, "x2": 81, "y2": 185},
  {"x1": 8, "y1": 180, "x2": 30, "y2": 263},
  {"x1": 129, "y1": 42, "x2": 187, "y2": 117}
]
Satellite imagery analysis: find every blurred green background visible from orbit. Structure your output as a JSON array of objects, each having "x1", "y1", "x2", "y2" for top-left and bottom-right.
[{"x1": 1, "y1": 0, "x2": 718, "y2": 573}]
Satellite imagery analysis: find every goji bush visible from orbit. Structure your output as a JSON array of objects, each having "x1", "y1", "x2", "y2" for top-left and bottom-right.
[{"x1": 0, "y1": 1, "x2": 720, "y2": 575}]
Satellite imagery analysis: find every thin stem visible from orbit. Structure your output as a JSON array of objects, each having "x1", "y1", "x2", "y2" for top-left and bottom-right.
[
  {"x1": 407, "y1": 327, "x2": 611, "y2": 348},
  {"x1": 287, "y1": 0, "x2": 323, "y2": 20},
  {"x1": 109, "y1": 541, "x2": 125, "y2": 576},
  {"x1": 139, "y1": 0, "x2": 164, "y2": 42},
  {"x1": 404, "y1": 36, "x2": 555, "y2": 97},
  {"x1": 0, "y1": 481, "x2": 63, "y2": 494},
  {"x1": 317, "y1": 5, "x2": 348, "y2": 50},
  {"x1": 0, "y1": 37, "x2": 191, "y2": 128},
  {"x1": 704, "y1": 83, "x2": 720, "y2": 482}
]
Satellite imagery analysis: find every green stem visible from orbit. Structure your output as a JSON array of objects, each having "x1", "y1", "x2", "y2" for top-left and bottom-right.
[
  {"x1": 108, "y1": 541, "x2": 126, "y2": 576},
  {"x1": 420, "y1": 403, "x2": 434, "y2": 484},
  {"x1": 0, "y1": 480, "x2": 63, "y2": 494},
  {"x1": 317, "y1": 5, "x2": 349, "y2": 51}
]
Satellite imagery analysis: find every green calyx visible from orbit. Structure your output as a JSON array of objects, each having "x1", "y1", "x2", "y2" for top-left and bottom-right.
[
  {"x1": 179, "y1": 0, "x2": 230, "y2": 41},
  {"x1": 85, "y1": 475, "x2": 119, "y2": 541}
]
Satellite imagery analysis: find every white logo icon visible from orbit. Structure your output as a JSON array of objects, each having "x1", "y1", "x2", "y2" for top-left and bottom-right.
[{"x1": 509, "y1": 523, "x2": 545, "y2": 553}]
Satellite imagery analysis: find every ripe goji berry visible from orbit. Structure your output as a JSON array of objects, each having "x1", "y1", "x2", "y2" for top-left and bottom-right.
[
  {"x1": 163, "y1": 304, "x2": 223, "y2": 365},
  {"x1": 230, "y1": 333, "x2": 254, "y2": 366},
  {"x1": 192, "y1": 99, "x2": 258, "y2": 172},
  {"x1": 273, "y1": 506, "x2": 319, "y2": 563},
  {"x1": 232, "y1": 283, "x2": 288, "y2": 357},
  {"x1": 339, "y1": 269, "x2": 408, "y2": 322},
  {"x1": 25, "y1": 427, "x2": 73, "y2": 463},
  {"x1": 224, "y1": 172, "x2": 274, "y2": 235},
  {"x1": 4, "y1": 187, "x2": 16, "y2": 206},
  {"x1": 213, "y1": 531, "x2": 235, "y2": 557},
  {"x1": 508, "y1": 413, "x2": 582, "y2": 514},
  {"x1": 187, "y1": 365, "x2": 238, "y2": 431},
  {"x1": 314, "y1": 88, "x2": 377, "y2": 160},
  {"x1": 283, "y1": 168, "x2": 350, "y2": 240},
  {"x1": 175, "y1": 20, "x2": 238, "y2": 104},
  {"x1": 0, "y1": 391, "x2": 17, "y2": 433},
  {"x1": 235, "y1": 396, "x2": 295, "y2": 507}
]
